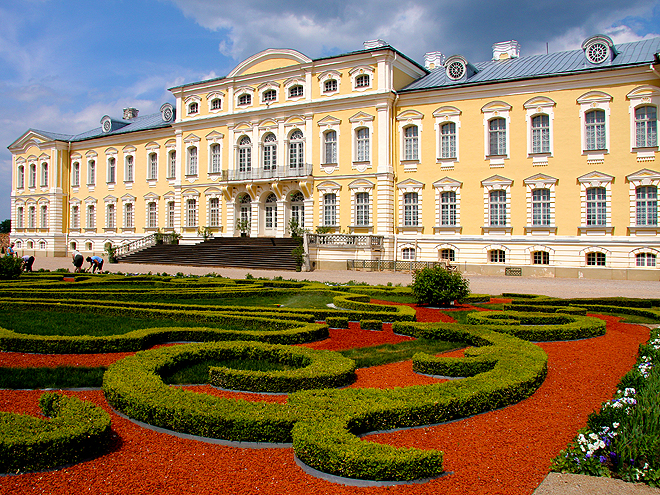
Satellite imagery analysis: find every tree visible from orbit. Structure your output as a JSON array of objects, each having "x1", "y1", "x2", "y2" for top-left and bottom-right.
[
  {"x1": 0, "y1": 219, "x2": 10, "y2": 234},
  {"x1": 411, "y1": 266, "x2": 470, "y2": 306},
  {"x1": 0, "y1": 255, "x2": 22, "y2": 280}
]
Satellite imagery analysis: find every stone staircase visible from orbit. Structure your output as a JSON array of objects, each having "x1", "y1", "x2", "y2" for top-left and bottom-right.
[{"x1": 117, "y1": 236, "x2": 301, "y2": 271}]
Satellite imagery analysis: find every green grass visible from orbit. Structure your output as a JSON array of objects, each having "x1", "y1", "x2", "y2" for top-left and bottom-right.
[
  {"x1": 338, "y1": 338, "x2": 460, "y2": 369},
  {"x1": 0, "y1": 308, "x2": 248, "y2": 337},
  {"x1": 438, "y1": 309, "x2": 477, "y2": 324},
  {"x1": 153, "y1": 292, "x2": 336, "y2": 309},
  {"x1": 161, "y1": 358, "x2": 296, "y2": 385},
  {"x1": 0, "y1": 366, "x2": 105, "y2": 389},
  {"x1": 368, "y1": 293, "x2": 417, "y2": 304}
]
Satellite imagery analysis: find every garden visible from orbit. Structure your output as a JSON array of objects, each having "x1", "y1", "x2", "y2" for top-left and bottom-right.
[{"x1": 0, "y1": 268, "x2": 658, "y2": 494}]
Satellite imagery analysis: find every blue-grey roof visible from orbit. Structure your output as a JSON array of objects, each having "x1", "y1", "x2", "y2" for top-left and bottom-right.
[{"x1": 402, "y1": 37, "x2": 660, "y2": 92}]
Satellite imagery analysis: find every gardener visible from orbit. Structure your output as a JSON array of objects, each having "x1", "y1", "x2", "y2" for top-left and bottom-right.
[
  {"x1": 6, "y1": 243, "x2": 16, "y2": 257},
  {"x1": 71, "y1": 249, "x2": 84, "y2": 273},
  {"x1": 86, "y1": 255, "x2": 104, "y2": 274},
  {"x1": 21, "y1": 254, "x2": 35, "y2": 272}
]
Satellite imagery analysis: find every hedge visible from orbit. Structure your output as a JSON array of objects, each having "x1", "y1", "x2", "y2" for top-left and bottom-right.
[
  {"x1": 503, "y1": 303, "x2": 588, "y2": 316},
  {"x1": 359, "y1": 319, "x2": 383, "y2": 331},
  {"x1": 325, "y1": 317, "x2": 349, "y2": 329},
  {"x1": 0, "y1": 392, "x2": 111, "y2": 473}
]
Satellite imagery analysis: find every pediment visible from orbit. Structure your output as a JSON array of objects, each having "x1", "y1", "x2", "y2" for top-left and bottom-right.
[
  {"x1": 482, "y1": 101, "x2": 512, "y2": 113},
  {"x1": 348, "y1": 179, "x2": 375, "y2": 189},
  {"x1": 85, "y1": 150, "x2": 98, "y2": 158},
  {"x1": 627, "y1": 168, "x2": 660, "y2": 182},
  {"x1": 8, "y1": 130, "x2": 59, "y2": 153},
  {"x1": 396, "y1": 178, "x2": 424, "y2": 189},
  {"x1": 121, "y1": 194, "x2": 136, "y2": 202},
  {"x1": 627, "y1": 85, "x2": 660, "y2": 100},
  {"x1": 432, "y1": 106, "x2": 461, "y2": 117},
  {"x1": 433, "y1": 177, "x2": 462, "y2": 188},
  {"x1": 523, "y1": 96, "x2": 556, "y2": 109},
  {"x1": 105, "y1": 147, "x2": 118, "y2": 155},
  {"x1": 316, "y1": 180, "x2": 341, "y2": 191},
  {"x1": 318, "y1": 115, "x2": 341, "y2": 126},
  {"x1": 163, "y1": 190, "x2": 175, "y2": 198},
  {"x1": 228, "y1": 49, "x2": 311, "y2": 78},
  {"x1": 204, "y1": 187, "x2": 222, "y2": 194},
  {"x1": 577, "y1": 91, "x2": 612, "y2": 104},
  {"x1": 284, "y1": 115, "x2": 305, "y2": 125},
  {"x1": 143, "y1": 192, "x2": 159, "y2": 200},
  {"x1": 122, "y1": 145, "x2": 136, "y2": 153},
  {"x1": 482, "y1": 175, "x2": 513, "y2": 186},
  {"x1": 349, "y1": 111, "x2": 375, "y2": 123},
  {"x1": 524, "y1": 173, "x2": 558, "y2": 185},
  {"x1": 396, "y1": 109, "x2": 424, "y2": 121},
  {"x1": 577, "y1": 171, "x2": 614, "y2": 183},
  {"x1": 234, "y1": 122, "x2": 252, "y2": 131},
  {"x1": 183, "y1": 133, "x2": 201, "y2": 143},
  {"x1": 257, "y1": 119, "x2": 278, "y2": 129},
  {"x1": 206, "y1": 130, "x2": 225, "y2": 140},
  {"x1": 104, "y1": 195, "x2": 117, "y2": 202}
]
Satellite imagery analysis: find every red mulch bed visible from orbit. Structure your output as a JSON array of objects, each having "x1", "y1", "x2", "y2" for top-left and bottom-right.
[{"x1": 0, "y1": 307, "x2": 649, "y2": 495}]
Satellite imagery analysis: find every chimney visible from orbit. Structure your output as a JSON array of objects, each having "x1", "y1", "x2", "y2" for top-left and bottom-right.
[
  {"x1": 492, "y1": 40, "x2": 520, "y2": 60},
  {"x1": 424, "y1": 51, "x2": 445, "y2": 70},
  {"x1": 363, "y1": 39, "x2": 388, "y2": 49},
  {"x1": 123, "y1": 107, "x2": 139, "y2": 120}
]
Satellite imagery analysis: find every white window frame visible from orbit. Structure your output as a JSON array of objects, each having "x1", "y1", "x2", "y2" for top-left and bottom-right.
[
  {"x1": 237, "y1": 135, "x2": 253, "y2": 173},
  {"x1": 627, "y1": 86, "x2": 660, "y2": 161},
  {"x1": 70, "y1": 202, "x2": 80, "y2": 229},
  {"x1": 261, "y1": 132, "x2": 277, "y2": 171},
  {"x1": 106, "y1": 155, "x2": 117, "y2": 184},
  {"x1": 28, "y1": 162, "x2": 36, "y2": 188},
  {"x1": 433, "y1": 177, "x2": 462, "y2": 233},
  {"x1": 581, "y1": 247, "x2": 609, "y2": 267},
  {"x1": 186, "y1": 198, "x2": 198, "y2": 228},
  {"x1": 258, "y1": 82, "x2": 279, "y2": 105},
  {"x1": 578, "y1": 171, "x2": 614, "y2": 233},
  {"x1": 484, "y1": 244, "x2": 509, "y2": 263},
  {"x1": 166, "y1": 199, "x2": 176, "y2": 229},
  {"x1": 185, "y1": 95, "x2": 201, "y2": 116},
  {"x1": 481, "y1": 175, "x2": 513, "y2": 233},
  {"x1": 482, "y1": 101, "x2": 512, "y2": 167},
  {"x1": 40, "y1": 162, "x2": 48, "y2": 188},
  {"x1": 323, "y1": 130, "x2": 337, "y2": 165},
  {"x1": 630, "y1": 247, "x2": 659, "y2": 268},
  {"x1": 523, "y1": 174, "x2": 557, "y2": 233},
  {"x1": 167, "y1": 147, "x2": 177, "y2": 179},
  {"x1": 349, "y1": 111, "x2": 374, "y2": 170},
  {"x1": 123, "y1": 147, "x2": 136, "y2": 184},
  {"x1": 39, "y1": 202, "x2": 48, "y2": 229},
  {"x1": 85, "y1": 199, "x2": 97, "y2": 230},
  {"x1": 626, "y1": 168, "x2": 660, "y2": 233},
  {"x1": 206, "y1": 131, "x2": 224, "y2": 175},
  {"x1": 206, "y1": 91, "x2": 224, "y2": 113},
  {"x1": 27, "y1": 204, "x2": 36, "y2": 229},
  {"x1": 208, "y1": 196, "x2": 221, "y2": 228},
  {"x1": 397, "y1": 179, "x2": 424, "y2": 231},
  {"x1": 17, "y1": 162, "x2": 25, "y2": 189},
  {"x1": 16, "y1": 204, "x2": 25, "y2": 229},
  {"x1": 317, "y1": 181, "x2": 341, "y2": 228},
  {"x1": 284, "y1": 78, "x2": 305, "y2": 101},
  {"x1": 104, "y1": 198, "x2": 117, "y2": 230},
  {"x1": 235, "y1": 87, "x2": 254, "y2": 108},
  {"x1": 87, "y1": 160, "x2": 96, "y2": 186},
  {"x1": 524, "y1": 97, "x2": 555, "y2": 165},
  {"x1": 349, "y1": 66, "x2": 374, "y2": 92},
  {"x1": 288, "y1": 129, "x2": 305, "y2": 170},
  {"x1": 433, "y1": 106, "x2": 461, "y2": 168},
  {"x1": 122, "y1": 197, "x2": 135, "y2": 230},
  {"x1": 577, "y1": 91, "x2": 612, "y2": 162},
  {"x1": 318, "y1": 70, "x2": 341, "y2": 97},
  {"x1": 145, "y1": 199, "x2": 158, "y2": 230},
  {"x1": 397, "y1": 110, "x2": 423, "y2": 172},
  {"x1": 348, "y1": 179, "x2": 374, "y2": 231},
  {"x1": 146, "y1": 146, "x2": 159, "y2": 182}
]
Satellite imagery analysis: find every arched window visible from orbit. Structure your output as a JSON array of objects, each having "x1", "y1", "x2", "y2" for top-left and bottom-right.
[
  {"x1": 440, "y1": 122, "x2": 456, "y2": 159},
  {"x1": 324, "y1": 79, "x2": 337, "y2": 93},
  {"x1": 239, "y1": 194, "x2": 252, "y2": 226},
  {"x1": 262, "y1": 89, "x2": 277, "y2": 103},
  {"x1": 106, "y1": 203, "x2": 115, "y2": 229},
  {"x1": 586, "y1": 252, "x2": 606, "y2": 266},
  {"x1": 636, "y1": 186, "x2": 658, "y2": 226},
  {"x1": 125, "y1": 156, "x2": 134, "y2": 182},
  {"x1": 635, "y1": 106, "x2": 657, "y2": 148},
  {"x1": 28, "y1": 205, "x2": 36, "y2": 228},
  {"x1": 29, "y1": 163, "x2": 36, "y2": 188},
  {"x1": 356, "y1": 192, "x2": 369, "y2": 226},
  {"x1": 147, "y1": 202, "x2": 157, "y2": 228},
  {"x1": 17, "y1": 165, "x2": 24, "y2": 188},
  {"x1": 323, "y1": 193, "x2": 336, "y2": 226},
  {"x1": 107, "y1": 157, "x2": 116, "y2": 183},
  {"x1": 532, "y1": 189, "x2": 551, "y2": 226},
  {"x1": 586, "y1": 187, "x2": 607, "y2": 226},
  {"x1": 210, "y1": 144, "x2": 221, "y2": 173},
  {"x1": 324, "y1": 130, "x2": 337, "y2": 164},
  {"x1": 148, "y1": 153, "x2": 158, "y2": 180},
  {"x1": 355, "y1": 74, "x2": 370, "y2": 88},
  {"x1": 40, "y1": 204, "x2": 48, "y2": 228},
  {"x1": 291, "y1": 191, "x2": 304, "y2": 228},
  {"x1": 402, "y1": 247, "x2": 416, "y2": 260},
  {"x1": 489, "y1": 249, "x2": 506, "y2": 263},
  {"x1": 40, "y1": 163, "x2": 48, "y2": 187},
  {"x1": 187, "y1": 147, "x2": 198, "y2": 175},
  {"x1": 168, "y1": 150, "x2": 176, "y2": 178},
  {"x1": 186, "y1": 199, "x2": 197, "y2": 227},
  {"x1": 404, "y1": 192, "x2": 418, "y2": 226},
  {"x1": 403, "y1": 125, "x2": 418, "y2": 160},
  {"x1": 238, "y1": 136, "x2": 252, "y2": 172},
  {"x1": 636, "y1": 252, "x2": 657, "y2": 267},
  {"x1": 440, "y1": 249, "x2": 455, "y2": 262},
  {"x1": 585, "y1": 109, "x2": 606, "y2": 150},
  {"x1": 211, "y1": 98, "x2": 221, "y2": 110},
  {"x1": 531, "y1": 115, "x2": 550, "y2": 154},
  {"x1": 238, "y1": 93, "x2": 251, "y2": 106},
  {"x1": 209, "y1": 198, "x2": 220, "y2": 227},
  {"x1": 263, "y1": 133, "x2": 277, "y2": 171},
  {"x1": 72, "y1": 162, "x2": 80, "y2": 187},
  {"x1": 356, "y1": 128, "x2": 369, "y2": 162},
  {"x1": 265, "y1": 193, "x2": 277, "y2": 229},
  {"x1": 488, "y1": 118, "x2": 506, "y2": 156},
  {"x1": 188, "y1": 102, "x2": 198, "y2": 115},
  {"x1": 532, "y1": 251, "x2": 549, "y2": 265},
  {"x1": 289, "y1": 130, "x2": 304, "y2": 169},
  {"x1": 87, "y1": 161, "x2": 96, "y2": 185},
  {"x1": 289, "y1": 85, "x2": 303, "y2": 98},
  {"x1": 86, "y1": 204, "x2": 96, "y2": 229},
  {"x1": 441, "y1": 191, "x2": 457, "y2": 226}
]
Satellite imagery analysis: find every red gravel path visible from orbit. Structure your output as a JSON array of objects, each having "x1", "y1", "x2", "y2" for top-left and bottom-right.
[{"x1": 0, "y1": 309, "x2": 648, "y2": 495}]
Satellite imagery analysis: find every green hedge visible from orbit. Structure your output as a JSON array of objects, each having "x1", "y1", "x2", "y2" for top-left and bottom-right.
[
  {"x1": 359, "y1": 319, "x2": 383, "y2": 331},
  {"x1": 0, "y1": 392, "x2": 111, "y2": 473},
  {"x1": 325, "y1": 317, "x2": 349, "y2": 329},
  {"x1": 463, "y1": 294, "x2": 492, "y2": 304}
]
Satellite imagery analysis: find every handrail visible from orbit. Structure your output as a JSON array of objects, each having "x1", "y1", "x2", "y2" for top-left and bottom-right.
[
  {"x1": 114, "y1": 232, "x2": 180, "y2": 258},
  {"x1": 224, "y1": 163, "x2": 313, "y2": 181},
  {"x1": 307, "y1": 233, "x2": 384, "y2": 248}
]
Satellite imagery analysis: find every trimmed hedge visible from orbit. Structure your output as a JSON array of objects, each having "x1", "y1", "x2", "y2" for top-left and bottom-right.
[
  {"x1": 359, "y1": 319, "x2": 383, "y2": 331},
  {"x1": 325, "y1": 317, "x2": 349, "y2": 329},
  {"x1": 0, "y1": 392, "x2": 111, "y2": 473},
  {"x1": 503, "y1": 303, "x2": 588, "y2": 316}
]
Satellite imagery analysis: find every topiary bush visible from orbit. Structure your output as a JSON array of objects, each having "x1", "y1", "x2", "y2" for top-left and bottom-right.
[
  {"x1": 411, "y1": 266, "x2": 470, "y2": 307},
  {"x1": 0, "y1": 255, "x2": 22, "y2": 280}
]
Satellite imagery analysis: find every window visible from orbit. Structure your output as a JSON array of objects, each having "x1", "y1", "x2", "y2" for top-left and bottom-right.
[
  {"x1": 636, "y1": 186, "x2": 658, "y2": 226},
  {"x1": 147, "y1": 202, "x2": 157, "y2": 228},
  {"x1": 585, "y1": 110, "x2": 606, "y2": 150},
  {"x1": 87, "y1": 161, "x2": 96, "y2": 185},
  {"x1": 636, "y1": 253, "x2": 657, "y2": 267},
  {"x1": 210, "y1": 144, "x2": 221, "y2": 173},
  {"x1": 404, "y1": 192, "x2": 419, "y2": 226},
  {"x1": 16, "y1": 206, "x2": 24, "y2": 228},
  {"x1": 39, "y1": 240, "x2": 46, "y2": 250},
  {"x1": 72, "y1": 162, "x2": 80, "y2": 187},
  {"x1": 402, "y1": 247, "x2": 416, "y2": 260},
  {"x1": 355, "y1": 74, "x2": 370, "y2": 88},
  {"x1": 211, "y1": 98, "x2": 221, "y2": 110},
  {"x1": 17, "y1": 165, "x2": 24, "y2": 188},
  {"x1": 356, "y1": 192, "x2": 369, "y2": 226},
  {"x1": 86, "y1": 204, "x2": 96, "y2": 229},
  {"x1": 440, "y1": 122, "x2": 456, "y2": 159},
  {"x1": 531, "y1": 189, "x2": 551, "y2": 226},
  {"x1": 262, "y1": 89, "x2": 276, "y2": 103},
  {"x1": 188, "y1": 102, "x2": 199, "y2": 115},
  {"x1": 238, "y1": 137, "x2": 251, "y2": 172},
  {"x1": 265, "y1": 193, "x2": 277, "y2": 229},
  {"x1": 488, "y1": 118, "x2": 506, "y2": 156},
  {"x1": 29, "y1": 164, "x2": 36, "y2": 188},
  {"x1": 324, "y1": 193, "x2": 336, "y2": 226},
  {"x1": 263, "y1": 134, "x2": 276, "y2": 171},
  {"x1": 125, "y1": 156, "x2": 134, "y2": 182},
  {"x1": 71, "y1": 205, "x2": 79, "y2": 229},
  {"x1": 587, "y1": 252, "x2": 606, "y2": 266},
  {"x1": 489, "y1": 190, "x2": 507, "y2": 226},
  {"x1": 106, "y1": 204, "x2": 116, "y2": 229},
  {"x1": 209, "y1": 198, "x2": 220, "y2": 227},
  {"x1": 490, "y1": 250, "x2": 506, "y2": 263},
  {"x1": 404, "y1": 126, "x2": 419, "y2": 160},
  {"x1": 40, "y1": 205, "x2": 48, "y2": 228},
  {"x1": 187, "y1": 147, "x2": 198, "y2": 175},
  {"x1": 291, "y1": 191, "x2": 304, "y2": 228},
  {"x1": 635, "y1": 106, "x2": 657, "y2": 148},
  {"x1": 168, "y1": 151, "x2": 176, "y2": 178},
  {"x1": 148, "y1": 153, "x2": 158, "y2": 180},
  {"x1": 107, "y1": 158, "x2": 116, "y2": 183},
  {"x1": 239, "y1": 195, "x2": 252, "y2": 226},
  {"x1": 28, "y1": 205, "x2": 36, "y2": 228},
  {"x1": 289, "y1": 130, "x2": 304, "y2": 169},
  {"x1": 356, "y1": 128, "x2": 369, "y2": 162},
  {"x1": 324, "y1": 79, "x2": 337, "y2": 93},
  {"x1": 324, "y1": 131, "x2": 337, "y2": 164},
  {"x1": 533, "y1": 251, "x2": 549, "y2": 265},
  {"x1": 186, "y1": 199, "x2": 197, "y2": 227},
  {"x1": 440, "y1": 249, "x2": 455, "y2": 262},
  {"x1": 238, "y1": 94, "x2": 251, "y2": 106},
  {"x1": 167, "y1": 201, "x2": 175, "y2": 228},
  {"x1": 289, "y1": 85, "x2": 303, "y2": 98},
  {"x1": 531, "y1": 115, "x2": 550, "y2": 154},
  {"x1": 124, "y1": 203, "x2": 134, "y2": 228},
  {"x1": 586, "y1": 187, "x2": 607, "y2": 226},
  {"x1": 40, "y1": 163, "x2": 48, "y2": 187},
  {"x1": 441, "y1": 191, "x2": 457, "y2": 226}
]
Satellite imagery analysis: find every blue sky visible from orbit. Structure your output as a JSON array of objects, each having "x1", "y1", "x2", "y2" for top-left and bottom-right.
[{"x1": 2, "y1": 0, "x2": 660, "y2": 221}]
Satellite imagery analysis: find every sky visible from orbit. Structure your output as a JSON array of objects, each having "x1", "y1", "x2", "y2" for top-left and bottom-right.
[{"x1": 1, "y1": 0, "x2": 660, "y2": 221}]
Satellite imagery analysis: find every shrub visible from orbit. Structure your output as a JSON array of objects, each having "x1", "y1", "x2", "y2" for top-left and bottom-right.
[
  {"x1": 0, "y1": 255, "x2": 22, "y2": 280},
  {"x1": 326, "y1": 317, "x2": 349, "y2": 328},
  {"x1": 411, "y1": 266, "x2": 470, "y2": 306},
  {"x1": 360, "y1": 319, "x2": 383, "y2": 331}
]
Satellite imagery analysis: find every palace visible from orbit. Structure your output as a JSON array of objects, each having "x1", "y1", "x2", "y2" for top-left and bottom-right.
[{"x1": 8, "y1": 35, "x2": 660, "y2": 279}]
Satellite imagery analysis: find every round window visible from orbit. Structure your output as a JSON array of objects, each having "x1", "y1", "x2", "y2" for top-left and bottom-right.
[
  {"x1": 586, "y1": 43, "x2": 609, "y2": 64},
  {"x1": 102, "y1": 120, "x2": 112, "y2": 132},
  {"x1": 447, "y1": 61, "x2": 466, "y2": 80}
]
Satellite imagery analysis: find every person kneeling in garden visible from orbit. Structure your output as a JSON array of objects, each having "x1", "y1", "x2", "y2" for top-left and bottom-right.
[
  {"x1": 21, "y1": 254, "x2": 35, "y2": 272},
  {"x1": 86, "y1": 256, "x2": 104, "y2": 274}
]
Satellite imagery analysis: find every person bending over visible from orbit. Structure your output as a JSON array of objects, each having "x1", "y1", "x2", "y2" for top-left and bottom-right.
[
  {"x1": 22, "y1": 255, "x2": 35, "y2": 272},
  {"x1": 72, "y1": 249, "x2": 84, "y2": 273},
  {"x1": 86, "y1": 255, "x2": 104, "y2": 273}
]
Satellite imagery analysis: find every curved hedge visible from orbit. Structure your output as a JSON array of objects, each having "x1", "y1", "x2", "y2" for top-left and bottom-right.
[{"x1": 0, "y1": 392, "x2": 111, "y2": 473}]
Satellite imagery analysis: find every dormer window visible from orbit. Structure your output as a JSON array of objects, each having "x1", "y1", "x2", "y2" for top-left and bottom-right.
[
  {"x1": 445, "y1": 55, "x2": 473, "y2": 81},
  {"x1": 446, "y1": 60, "x2": 466, "y2": 80},
  {"x1": 238, "y1": 94, "x2": 251, "y2": 106},
  {"x1": 324, "y1": 80, "x2": 337, "y2": 93},
  {"x1": 262, "y1": 89, "x2": 277, "y2": 103},
  {"x1": 355, "y1": 75, "x2": 370, "y2": 88},
  {"x1": 582, "y1": 35, "x2": 615, "y2": 64},
  {"x1": 289, "y1": 85, "x2": 303, "y2": 98},
  {"x1": 188, "y1": 102, "x2": 199, "y2": 115},
  {"x1": 211, "y1": 98, "x2": 221, "y2": 110}
]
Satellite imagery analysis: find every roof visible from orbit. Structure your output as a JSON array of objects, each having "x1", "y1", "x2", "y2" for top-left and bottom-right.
[{"x1": 402, "y1": 37, "x2": 660, "y2": 92}]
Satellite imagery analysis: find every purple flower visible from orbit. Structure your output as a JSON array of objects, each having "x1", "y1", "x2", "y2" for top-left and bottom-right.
[{"x1": 599, "y1": 456, "x2": 607, "y2": 463}]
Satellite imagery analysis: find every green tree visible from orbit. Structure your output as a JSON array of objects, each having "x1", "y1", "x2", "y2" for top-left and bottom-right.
[
  {"x1": 0, "y1": 255, "x2": 23, "y2": 280},
  {"x1": 411, "y1": 266, "x2": 470, "y2": 306},
  {"x1": 0, "y1": 219, "x2": 10, "y2": 234}
]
